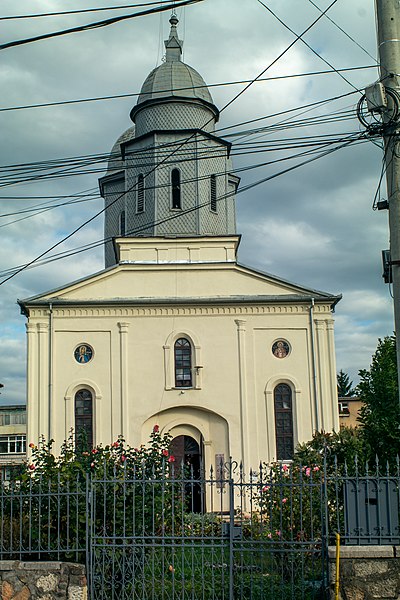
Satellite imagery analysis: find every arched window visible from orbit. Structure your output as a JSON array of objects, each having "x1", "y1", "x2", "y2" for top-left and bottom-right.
[
  {"x1": 174, "y1": 338, "x2": 192, "y2": 387},
  {"x1": 119, "y1": 210, "x2": 126, "y2": 236},
  {"x1": 274, "y1": 383, "x2": 294, "y2": 460},
  {"x1": 171, "y1": 168, "x2": 181, "y2": 209},
  {"x1": 137, "y1": 174, "x2": 145, "y2": 213},
  {"x1": 210, "y1": 174, "x2": 217, "y2": 212},
  {"x1": 75, "y1": 389, "x2": 93, "y2": 449}
]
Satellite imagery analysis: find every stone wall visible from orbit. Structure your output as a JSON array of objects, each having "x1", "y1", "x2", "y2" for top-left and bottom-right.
[
  {"x1": 328, "y1": 546, "x2": 400, "y2": 600},
  {"x1": 0, "y1": 561, "x2": 87, "y2": 600}
]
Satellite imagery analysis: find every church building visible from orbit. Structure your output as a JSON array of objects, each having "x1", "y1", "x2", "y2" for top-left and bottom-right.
[{"x1": 19, "y1": 16, "x2": 340, "y2": 471}]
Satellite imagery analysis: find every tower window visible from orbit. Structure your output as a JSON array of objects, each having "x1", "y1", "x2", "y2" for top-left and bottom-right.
[
  {"x1": 171, "y1": 168, "x2": 181, "y2": 209},
  {"x1": 75, "y1": 389, "x2": 93, "y2": 449},
  {"x1": 274, "y1": 383, "x2": 294, "y2": 460},
  {"x1": 210, "y1": 174, "x2": 217, "y2": 212},
  {"x1": 137, "y1": 174, "x2": 145, "y2": 213},
  {"x1": 119, "y1": 210, "x2": 126, "y2": 236},
  {"x1": 174, "y1": 338, "x2": 192, "y2": 387}
]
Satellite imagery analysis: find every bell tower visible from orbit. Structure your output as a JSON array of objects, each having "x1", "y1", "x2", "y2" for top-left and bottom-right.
[{"x1": 100, "y1": 16, "x2": 240, "y2": 267}]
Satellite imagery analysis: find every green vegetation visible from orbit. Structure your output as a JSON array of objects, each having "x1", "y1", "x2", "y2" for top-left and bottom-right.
[{"x1": 337, "y1": 369, "x2": 355, "y2": 397}]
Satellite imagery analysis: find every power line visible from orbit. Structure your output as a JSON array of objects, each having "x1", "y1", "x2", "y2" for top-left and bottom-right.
[
  {"x1": 220, "y1": 0, "x2": 340, "y2": 115},
  {"x1": 256, "y1": 0, "x2": 363, "y2": 95},
  {"x1": 0, "y1": 132, "x2": 366, "y2": 226},
  {"x1": 0, "y1": 66, "x2": 375, "y2": 113},
  {"x1": 0, "y1": 0, "x2": 204, "y2": 51},
  {"x1": 0, "y1": 0, "x2": 343, "y2": 285},
  {"x1": 307, "y1": 0, "x2": 377, "y2": 64},
  {"x1": 0, "y1": 2, "x2": 174, "y2": 21},
  {"x1": 0, "y1": 134, "x2": 363, "y2": 279},
  {"x1": 0, "y1": 125, "x2": 361, "y2": 188}
]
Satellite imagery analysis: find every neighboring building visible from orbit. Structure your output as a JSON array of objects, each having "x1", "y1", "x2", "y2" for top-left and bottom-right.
[
  {"x1": 338, "y1": 396, "x2": 363, "y2": 428},
  {"x1": 19, "y1": 16, "x2": 340, "y2": 471},
  {"x1": 0, "y1": 405, "x2": 26, "y2": 479}
]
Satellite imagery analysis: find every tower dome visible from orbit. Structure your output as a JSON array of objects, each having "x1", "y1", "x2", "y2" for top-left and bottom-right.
[
  {"x1": 100, "y1": 14, "x2": 239, "y2": 268},
  {"x1": 130, "y1": 15, "x2": 219, "y2": 134}
]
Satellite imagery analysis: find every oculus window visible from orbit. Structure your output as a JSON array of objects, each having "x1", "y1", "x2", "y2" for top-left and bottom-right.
[
  {"x1": 74, "y1": 344, "x2": 93, "y2": 364},
  {"x1": 272, "y1": 340, "x2": 290, "y2": 359}
]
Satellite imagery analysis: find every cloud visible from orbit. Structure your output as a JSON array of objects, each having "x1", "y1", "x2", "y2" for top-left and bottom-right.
[{"x1": 0, "y1": 0, "x2": 393, "y2": 404}]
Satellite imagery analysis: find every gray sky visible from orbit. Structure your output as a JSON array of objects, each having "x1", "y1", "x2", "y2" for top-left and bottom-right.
[{"x1": 0, "y1": 0, "x2": 394, "y2": 405}]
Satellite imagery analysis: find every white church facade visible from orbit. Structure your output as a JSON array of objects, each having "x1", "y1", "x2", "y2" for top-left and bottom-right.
[{"x1": 19, "y1": 16, "x2": 340, "y2": 470}]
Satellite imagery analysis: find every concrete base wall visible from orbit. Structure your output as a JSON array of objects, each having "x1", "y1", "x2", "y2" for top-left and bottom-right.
[
  {"x1": 0, "y1": 561, "x2": 86, "y2": 600},
  {"x1": 328, "y1": 546, "x2": 400, "y2": 600}
]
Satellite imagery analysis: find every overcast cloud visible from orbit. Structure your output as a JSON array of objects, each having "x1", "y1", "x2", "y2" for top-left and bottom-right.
[{"x1": 0, "y1": 0, "x2": 394, "y2": 405}]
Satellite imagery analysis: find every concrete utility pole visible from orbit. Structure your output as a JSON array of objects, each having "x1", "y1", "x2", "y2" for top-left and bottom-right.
[{"x1": 375, "y1": 0, "x2": 400, "y2": 399}]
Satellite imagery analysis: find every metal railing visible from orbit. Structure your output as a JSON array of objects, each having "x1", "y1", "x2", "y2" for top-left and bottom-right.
[{"x1": 0, "y1": 457, "x2": 398, "y2": 600}]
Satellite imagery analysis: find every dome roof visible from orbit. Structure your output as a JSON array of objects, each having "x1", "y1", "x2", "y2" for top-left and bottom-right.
[
  {"x1": 137, "y1": 61, "x2": 214, "y2": 106},
  {"x1": 107, "y1": 125, "x2": 135, "y2": 173},
  {"x1": 131, "y1": 14, "x2": 218, "y2": 122}
]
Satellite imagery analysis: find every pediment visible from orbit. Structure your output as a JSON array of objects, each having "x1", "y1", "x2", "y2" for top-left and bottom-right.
[{"x1": 19, "y1": 260, "x2": 340, "y2": 311}]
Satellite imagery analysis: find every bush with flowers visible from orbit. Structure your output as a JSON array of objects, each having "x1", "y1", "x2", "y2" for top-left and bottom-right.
[
  {"x1": 254, "y1": 461, "x2": 325, "y2": 544},
  {"x1": 3, "y1": 426, "x2": 182, "y2": 560}
]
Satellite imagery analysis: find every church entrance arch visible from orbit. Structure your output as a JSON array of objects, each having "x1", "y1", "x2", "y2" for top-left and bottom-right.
[{"x1": 170, "y1": 434, "x2": 203, "y2": 513}]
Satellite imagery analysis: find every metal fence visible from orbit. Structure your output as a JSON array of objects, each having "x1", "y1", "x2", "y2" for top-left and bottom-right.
[{"x1": 0, "y1": 457, "x2": 398, "y2": 600}]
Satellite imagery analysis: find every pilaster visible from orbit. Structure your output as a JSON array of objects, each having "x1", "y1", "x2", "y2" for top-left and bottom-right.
[
  {"x1": 37, "y1": 322, "x2": 49, "y2": 440},
  {"x1": 234, "y1": 319, "x2": 249, "y2": 475},
  {"x1": 26, "y1": 323, "x2": 38, "y2": 449},
  {"x1": 118, "y1": 322, "x2": 130, "y2": 439}
]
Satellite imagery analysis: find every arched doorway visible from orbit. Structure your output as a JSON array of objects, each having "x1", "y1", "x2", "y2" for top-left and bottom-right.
[{"x1": 169, "y1": 435, "x2": 203, "y2": 513}]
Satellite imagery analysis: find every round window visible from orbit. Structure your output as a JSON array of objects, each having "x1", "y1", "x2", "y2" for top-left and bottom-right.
[
  {"x1": 272, "y1": 340, "x2": 290, "y2": 359},
  {"x1": 74, "y1": 344, "x2": 93, "y2": 364}
]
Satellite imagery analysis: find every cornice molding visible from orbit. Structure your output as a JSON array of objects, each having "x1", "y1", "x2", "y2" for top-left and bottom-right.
[{"x1": 27, "y1": 303, "x2": 333, "y2": 319}]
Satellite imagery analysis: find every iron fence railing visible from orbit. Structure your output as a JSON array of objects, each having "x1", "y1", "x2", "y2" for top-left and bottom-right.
[{"x1": 0, "y1": 457, "x2": 398, "y2": 599}]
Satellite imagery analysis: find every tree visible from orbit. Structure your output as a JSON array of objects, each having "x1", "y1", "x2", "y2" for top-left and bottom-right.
[
  {"x1": 337, "y1": 369, "x2": 355, "y2": 397},
  {"x1": 357, "y1": 335, "x2": 400, "y2": 462}
]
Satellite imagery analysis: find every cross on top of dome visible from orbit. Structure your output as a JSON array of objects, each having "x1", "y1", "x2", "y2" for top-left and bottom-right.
[{"x1": 165, "y1": 13, "x2": 183, "y2": 62}]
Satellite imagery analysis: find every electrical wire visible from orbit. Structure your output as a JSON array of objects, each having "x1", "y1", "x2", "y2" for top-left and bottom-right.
[
  {"x1": 0, "y1": 133, "x2": 363, "y2": 280},
  {"x1": 0, "y1": 132, "x2": 367, "y2": 227},
  {"x1": 0, "y1": 0, "x2": 344, "y2": 285},
  {"x1": 0, "y1": 2, "x2": 174, "y2": 21},
  {"x1": 0, "y1": 66, "x2": 375, "y2": 113},
  {"x1": 0, "y1": 0, "x2": 204, "y2": 51},
  {"x1": 307, "y1": 0, "x2": 378, "y2": 64},
  {"x1": 256, "y1": 0, "x2": 363, "y2": 95}
]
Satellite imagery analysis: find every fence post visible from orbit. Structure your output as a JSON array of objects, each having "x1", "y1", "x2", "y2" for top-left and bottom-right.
[
  {"x1": 228, "y1": 460, "x2": 235, "y2": 600},
  {"x1": 86, "y1": 472, "x2": 92, "y2": 598},
  {"x1": 322, "y1": 448, "x2": 330, "y2": 591}
]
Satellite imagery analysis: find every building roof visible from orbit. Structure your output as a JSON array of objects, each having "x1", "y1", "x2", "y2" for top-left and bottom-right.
[{"x1": 130, "y1": 14, "x2": 219, "y2": 121}]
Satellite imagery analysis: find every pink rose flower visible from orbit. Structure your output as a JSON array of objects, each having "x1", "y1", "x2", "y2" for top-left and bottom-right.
[
  {"x1": 305, "y1": 467, "x2": 311, "y2": 477},
  {"x1": 121, "y1": 455, "x2": 126, "y2": 462},
  {"x1": 168, "y1": 455, "x2": 175, "y2": 463},
  {"x1": 162, "y1": 449, "x2": 169, "y2": 456},
  {"x1": 90, "y1": 462, "x2": 95, "y2": 468},
  {"x1": 153, "y1": 425, "x2": 159, "y2": 433},
  {"x1": 282, "y1": 498, "x2": 287, "y2": 504},
  {"x1": 282, "y1": 464, "x2": 289, "y2": 472}
]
